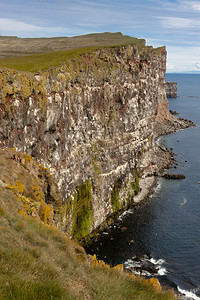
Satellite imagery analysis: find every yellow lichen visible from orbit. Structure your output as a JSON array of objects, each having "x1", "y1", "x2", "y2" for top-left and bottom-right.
[
  {"x1": 16, "y1": 180, "x2": 24, "y2": 194},
  {"x1": 5, "y1": 183, "x2": 16, "y2": 190},
  {"x1": 112, "y1": 264, "x2": 124, "y2": 272},
  {"x1": 91, "y1": 254, "x2": 110, "y2": 269},
  {"x1": 39, "y1": 200, "x2": 54, "y2": 224},
  {"x1": 145, "y1": 277, "x2": 162, "y2": 292},
  {"x1": 32, "y1": 179, "x2": 44, "y2": 202},
  {"x1": 17, "y1": 194, "x2": 39, "y2": 217},
  {"x1": 24, "y1": 153, "x2": 33, "y2": 163}
]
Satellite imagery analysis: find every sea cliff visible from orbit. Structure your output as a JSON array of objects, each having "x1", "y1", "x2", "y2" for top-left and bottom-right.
[
  {"x1": 0, "y1": 43, "x2": 192, "y2": 241},
  {"x1": 165, "y1": 81, "x2": 177, "y2": 98}
]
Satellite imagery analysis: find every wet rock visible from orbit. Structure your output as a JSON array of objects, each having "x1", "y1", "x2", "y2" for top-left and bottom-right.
[
  {"x1": 162, "y1": 173, "x2": 186, "y2": 179},
  {"x1": 141, "y1": 264, "x2": 158, "y2": 275},
  {"x1": 128, "y1": 240, "x2": 134, "y2": 245},
  {"x1": 169, "y1": 110, "x2": 179, "y2": 115},
  {"x1": 120, "y1": 227, "x2": 127, "y2": 232}
]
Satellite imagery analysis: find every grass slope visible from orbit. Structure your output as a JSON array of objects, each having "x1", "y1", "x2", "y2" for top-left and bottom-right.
[
  {"x1": 0, "y1": 47, "x2": 97, "y2": 73},
  {"x1": 0, "y1": 149, "x2": 178, "y2": 300},
  {"x1": 0, "y1": 32, "x2": 145, "y2": 73},
  {"x1": 0, "y1": 32, "x2": 145, "y2": 58}
]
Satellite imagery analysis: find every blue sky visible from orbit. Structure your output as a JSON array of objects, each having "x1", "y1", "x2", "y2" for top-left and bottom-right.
[{"x1": 1, "y1": 0, "x2": 200, "y2": 73}]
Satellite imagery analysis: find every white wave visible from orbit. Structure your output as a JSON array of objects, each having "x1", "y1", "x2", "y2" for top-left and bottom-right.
[
  {"x1": 180, "y1": 197, "x2": 187, "y2": 206},
  {"x1": 149, "y1": 258, "x2": 165, "y2": 265},
  {"x1": 158, "y1": 267, "x2": 167, "y2": 276},
  {"x1": 156, "y1": 137, "x2": 162, "y2": 146},
  {"x1": 177, "y1": 286, "x2": 200, "y2": 300},
  {"x1": 124, "y1": 255, "x2": 167, "y2": 276},
  {"x1": 117, "y1": 209, "x2": 133, "y2": 221},
  {"x1": 149, "y1": 257, "x2": 167, "y2": 276},
  {"x1": 151, "y1": 181, "x2": 163, "y2": 196},
  {"x1": 133, "y1": 270, "x2": 152, "y2": 276}
]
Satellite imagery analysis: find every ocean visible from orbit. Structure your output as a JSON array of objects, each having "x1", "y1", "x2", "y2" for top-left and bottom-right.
[{"x1": 85, "y1": 74, "x2": 200, "y2": 299}]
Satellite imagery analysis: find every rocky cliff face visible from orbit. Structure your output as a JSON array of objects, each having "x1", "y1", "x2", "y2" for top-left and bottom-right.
[
  {"x1": 165, "y1": 82, "x2": 177, "y2": 98},
  {"x1": 0, "y1": 44, "x2": 188, "y2": 240}
]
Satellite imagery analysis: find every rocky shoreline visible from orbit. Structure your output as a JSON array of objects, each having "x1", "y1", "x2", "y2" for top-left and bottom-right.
[
  {"x1": 137, "y1": 114, "x2": 195, "y2": 203},
  {"x1": 82, "y1": 113, "x2": 195, "y2": 247}
]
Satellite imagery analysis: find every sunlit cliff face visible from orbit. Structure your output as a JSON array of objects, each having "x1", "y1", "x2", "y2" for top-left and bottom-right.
[{"x1": 0, "y1": 44, "x2": 191, "y2": 240}]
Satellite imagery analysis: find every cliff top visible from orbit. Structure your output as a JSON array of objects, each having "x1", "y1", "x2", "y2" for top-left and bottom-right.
[
  {"x1": 0, "y1": 32, "x2": 145, "y2": 59},
  {"x1": 0, "y1": 32, "x2": 148, "y2": 73}
]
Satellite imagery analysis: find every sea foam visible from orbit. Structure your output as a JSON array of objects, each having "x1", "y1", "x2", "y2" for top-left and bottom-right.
[
  {"x1": 177, "y1": 286, "x2": 200, "y2": 300},
  {"x1": 124, "y1": 255, "x2": 167, "y2": 277}
]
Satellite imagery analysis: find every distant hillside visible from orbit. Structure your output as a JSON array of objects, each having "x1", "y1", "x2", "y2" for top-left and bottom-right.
[{"x1": 0, "y1": 32, "x2": 145, "y2": 59}]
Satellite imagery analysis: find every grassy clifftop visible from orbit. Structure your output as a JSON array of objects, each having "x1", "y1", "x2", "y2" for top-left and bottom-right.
[
  {"x1": 0, "y1": 32, "x2": 147, "y2": 73},
  {"x1": 0, "y1": 149, "x2": 177, "y2": 299},
  {"x1": 0, "y1": 32, "x2": 145, "y2": 58}
]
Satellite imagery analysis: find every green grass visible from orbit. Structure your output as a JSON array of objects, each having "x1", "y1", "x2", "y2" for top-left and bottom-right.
[
  {"x1": 0, "y1": 207, "x2": 178, "y2": 300},
  {"x1": 0, "y1": 47, "x2": 93, "y2": 73},
  {"x1": 0, "y1": 148, "x2": 178, "y2": 300},
  {"x1": 0, "y1": 32, "x2": 146, "y2": 73},
  {"x1": 0, "y1": 32, "x2": 145, "y2": 58}
]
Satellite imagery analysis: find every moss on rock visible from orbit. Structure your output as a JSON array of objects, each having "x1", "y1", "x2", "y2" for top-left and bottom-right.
[
  {"x1": 110, "y1": 179, "x2": 122, "y2": 213},
  {"x1": 71, "y1": 180, "x2": 93, "y2": 240}
]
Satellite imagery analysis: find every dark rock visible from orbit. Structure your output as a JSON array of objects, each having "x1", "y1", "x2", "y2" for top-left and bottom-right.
[
  {"x1": 120, "y1": 227, "x2": 127, "y2": 232},
  {"x1": 141, "y1": 264, "x2": 158, "y2": 275},
  {"x1": 169, "y1": 110, "x2": 179, "y2": 115},
  {"x1": 128, "y1": 239, "x2": 134, "y2": 245},
  {"x1": 162, "y1": 173, "x2": 186, "y2": 179}
]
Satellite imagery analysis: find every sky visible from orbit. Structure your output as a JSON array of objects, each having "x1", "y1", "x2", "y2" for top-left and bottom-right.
[{"x1": 1, "y1": 0, "x2": 200, "y2": 73}]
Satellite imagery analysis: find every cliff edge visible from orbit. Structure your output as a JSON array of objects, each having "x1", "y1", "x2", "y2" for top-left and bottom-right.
[{"x1": 0, "y1": 41, "x2": 192, "y2": 241}]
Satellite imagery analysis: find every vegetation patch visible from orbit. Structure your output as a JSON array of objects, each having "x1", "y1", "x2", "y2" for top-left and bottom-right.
[
  {"x1": 91, "y1": 144, "x2": 101, "y2": 176},
  {"x1": 0, "y1": 205, "x2": 177, "y2": 300},
  {"x1": 134, "y1": 168, "x2": 140, "y2": 194},
  {"x1": 71, "y1": 180, "x2": 93, "y2": 240},
  {"x1": 110, "y1": 179, "x2": 122, "y2": 213},
  {"x1": 0, "y1": 148, "x2": 61, "y2": 225}
]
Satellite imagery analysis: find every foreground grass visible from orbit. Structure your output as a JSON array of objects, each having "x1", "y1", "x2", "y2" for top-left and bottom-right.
[
  {"x1": 0, "y1": 149, "x2": 178, "y2": 299},
  {"x1": 0, "y1": 206, "x2": 178, "y2": 300}
]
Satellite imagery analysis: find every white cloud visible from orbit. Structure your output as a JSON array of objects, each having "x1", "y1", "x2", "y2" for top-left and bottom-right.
[
  {"x1": 158, "y1": 16, "x2": 193, "y2": 28},
  {"x1": 167, "y1": 63, "x2": 174, "y2": 70},
  {"x1": 195, "y1": 61, "x2": 200, "y2": 69},
  {"x1": 0, "y1": 18, "x2": 43, "y2": 32},
  {"x1": 0, "y1": 18, "x2": 69, "y2": 36},
  {"x1": 187, "y1": 1, "x2": 200, "y2": 11},
  {"x1": 166, "y1": 45, "x2": 200, "y2": 72}
]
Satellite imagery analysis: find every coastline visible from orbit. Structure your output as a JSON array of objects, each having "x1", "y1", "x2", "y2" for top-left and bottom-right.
[
  {"x1": 84, "y1": 113, "x2": 196, "y2": 300},
  {"x1": 82, "y1": 113, "x2": 195, "y2": 247},
  {"x1": 133, "y1": 113, "x2": 195, "y2": 206}
]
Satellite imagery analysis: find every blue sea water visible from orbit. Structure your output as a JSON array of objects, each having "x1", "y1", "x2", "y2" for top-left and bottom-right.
[{"x1": 86, "y1": 74, "x2": 200, "y2": 299}]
